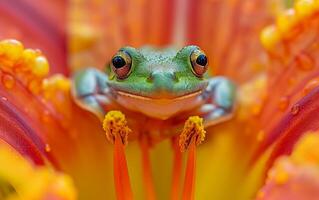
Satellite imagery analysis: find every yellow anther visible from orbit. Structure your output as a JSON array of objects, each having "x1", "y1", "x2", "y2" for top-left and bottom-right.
[
  {"x1": 179, "y1": 116, "x2": 206, "y2": 152},
  {"x1": 0, "y1": 39, "x2": 24, "y2": 66},
  {"x1": 32, "y1": 56, "x2": 50, "y2": 77},
  {"x1": 276, "y1": 9, "x2": 297, "y2": 34},
  {"x1": 260, "y1": 25, "x2": 281, "y2": 51},
  {"x1": 295, "y1": 0, "x2": 317, "y2": 19},
  {"x1": 103, "y1": 111, "x2": 131, "y2": 145}
]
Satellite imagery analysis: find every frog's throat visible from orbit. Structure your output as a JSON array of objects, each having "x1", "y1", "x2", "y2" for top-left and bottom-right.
[{"x1": 114, "y1": 90, "x2": 203, "y2": 120}]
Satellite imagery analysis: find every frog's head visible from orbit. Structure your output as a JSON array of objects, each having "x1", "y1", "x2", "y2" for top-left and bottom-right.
[
  {"x1": 106, "y1": 45, "x2": 210, "y2": 119},
  {"x1": 107, "y1": 45, "x2": 209, "y2": 98}
]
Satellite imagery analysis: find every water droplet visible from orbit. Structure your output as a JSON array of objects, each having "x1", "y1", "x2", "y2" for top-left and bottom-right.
[
  {"x1": 303, "y1": 78, "x2": 319, "y2": 96},
  {"x1": 260, "y1": 25, "x2": 281, "y2": 50},
  {"x1": 0, "y1": 39, "x2": 24, "y2": 64},
  {"x1": 45, "y1": 144, "x2": 51, "y2": 152},
  {"x1": 1, "y1": 96, "x2": 7, "y2": 101},
  {"x1": 291, "y1": 104, "x2": 300, "y2": 115},
  {"x1": 32, "y1": 56, "x2": 49, "y2": 77},
  {"x1": 278, "y1": 96, "x2": 290, "y2": 111},
  {"x1": 1, "y1": 74, "x2": 15, "y2": 89}
]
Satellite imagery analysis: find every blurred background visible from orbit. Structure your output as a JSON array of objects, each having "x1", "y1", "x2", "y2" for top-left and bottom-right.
[{"x1": 0, "y1": 0, "x2": 282, "y2": 82}]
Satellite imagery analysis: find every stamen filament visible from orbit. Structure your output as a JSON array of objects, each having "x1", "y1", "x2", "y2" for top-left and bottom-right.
[
  {"x1": 140, "y1": 135, "x2": 156, "y2": 200},
  {"x1": 181, "y1": 141, "x2": 196, "y2": 200},
  {"x1": 179, "y1": 116, "x2": 206, "y2": 200},
  {"x1": 103, "y1": 111, "x2": 133, "y2": 200},
  {"x1": 114, "y1": 135, "x2": 133, "y2": 200},
  {"x1": 170, "y1": 137, "x2": 183, "y2": 200}
]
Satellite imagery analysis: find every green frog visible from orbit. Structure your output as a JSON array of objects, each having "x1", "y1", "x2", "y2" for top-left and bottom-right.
[{"x1": 72, "y1": 45, "x2": 236, "y2": 141}]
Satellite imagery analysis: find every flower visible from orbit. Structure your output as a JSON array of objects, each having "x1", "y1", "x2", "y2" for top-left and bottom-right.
[{"x1": 1, "y1": 0, "x2": 319, "y2": 199}]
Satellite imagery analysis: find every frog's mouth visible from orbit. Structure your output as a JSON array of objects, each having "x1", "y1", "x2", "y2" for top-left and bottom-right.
[
  {"x1": 115, "y1": 90, "x2": 202, "y2": 101},
  {"x1": 107, "y1": 79, "x2": 208, "y2": 101}
]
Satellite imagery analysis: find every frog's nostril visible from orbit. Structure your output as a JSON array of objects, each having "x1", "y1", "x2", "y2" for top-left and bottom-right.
[{"x1": 147, "y1": 75, "x2": 153, "y2": 83}]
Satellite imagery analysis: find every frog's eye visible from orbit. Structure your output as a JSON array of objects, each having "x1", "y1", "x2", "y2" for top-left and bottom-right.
[
  {"x1": 190, "y1": 49, "x2": 208, "y2": 77},
  {"x1": 111, "y1": 51, "x2": 132, "y2": 79}
]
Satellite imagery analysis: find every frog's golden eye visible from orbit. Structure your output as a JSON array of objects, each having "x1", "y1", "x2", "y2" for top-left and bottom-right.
[
  {"x1": 190, "y1": 49, "x2": 208, "y2": 77},
  {"x1": 111, "y1": 51, "x2": 132, "y2": 79}
]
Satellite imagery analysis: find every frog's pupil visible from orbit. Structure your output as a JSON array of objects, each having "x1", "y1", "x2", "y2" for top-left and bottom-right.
[
  {"x1": 112, "y1": 56, "x2": 126, "y2": 68},
  {"x1": 196, "y1": 54, "x2": 207, "y2": 66}
]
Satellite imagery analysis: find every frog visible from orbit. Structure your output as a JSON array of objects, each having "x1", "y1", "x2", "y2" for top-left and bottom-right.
[{"x1": 71, "y1": 45, "x2": 236, "y2": 142}]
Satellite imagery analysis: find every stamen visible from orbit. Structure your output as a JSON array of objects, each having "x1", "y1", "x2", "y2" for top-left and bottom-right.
[
  {"x1": 170, "y1": 137, "x2": 183, "y2": 200},
  {"x1": 103, "y1": 111, "x2": 133, "y2": 200},
  {"x1": 179, "y1": 116, "x2": 206, "y2": 153},
  {"x1": 139, "y1": 135, "x2": 156, "y2": 200},
  {"x1": 179, "y1": 116, "x2": 206, "y2": 200}
]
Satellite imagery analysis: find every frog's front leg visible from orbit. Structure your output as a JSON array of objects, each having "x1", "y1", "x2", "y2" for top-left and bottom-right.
[
  {"x1": 72, "y1": 68, "x2": 114, "y2": 119},
  {"x1": 197, "y1": 76, "x2": 236, "y2": 127}
]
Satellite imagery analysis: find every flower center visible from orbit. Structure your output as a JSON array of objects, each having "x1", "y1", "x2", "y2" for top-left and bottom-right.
[{"x1": 103, "y1": 112, "x2": 206, "y2": 200}]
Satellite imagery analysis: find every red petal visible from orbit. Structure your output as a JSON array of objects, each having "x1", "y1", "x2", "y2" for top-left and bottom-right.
[
  {"x1": 254, "y1": 4, "x2": 319, "y2": 165},
  {"x1": 253, "y1": 86, "x2": 319, "y2": 170},
  {"x1": 0, "y1": 0, "x2": 67, "y2": 74}
]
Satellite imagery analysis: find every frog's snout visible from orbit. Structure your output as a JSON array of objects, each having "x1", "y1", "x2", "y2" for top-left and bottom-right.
[
  {"x1": 149, "y1": 71, "x2": 178, "y2": 85},
  {"x1": 149, "y1": 71, "x2": 178, "y2": 89}
]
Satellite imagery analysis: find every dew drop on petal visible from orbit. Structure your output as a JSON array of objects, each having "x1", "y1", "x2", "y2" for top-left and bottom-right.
[
  {"x1": 0, "y1": 39, "x2": 24, "y2": 66},
  {"x1": 45, "y1": 144, "x2": 51, "y2": 152},
  {"x1": 1, "y1": 74, "x2": 15, "y2": 89},
  {"x1": 32, "y1": 56, "x2": 49, "y2": 77},
  {"x1": 260, "y1": 25, "x2": 281, "y2": 50},
  {"x1": 295, "y1": 0, "x2": 317, "y2": 19},
  {"x1": 303, "y1": 78, "x2": 319, "y2": 95},
  {"x1": 291, "y1": 104, "x2": 300, "y2": 115},
  {"x1": 1, "y1": 96, "x2": 8, "y2": 101},
  {"x1": 276, "y1": 9, "x2": 297, "y2": 34}
]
